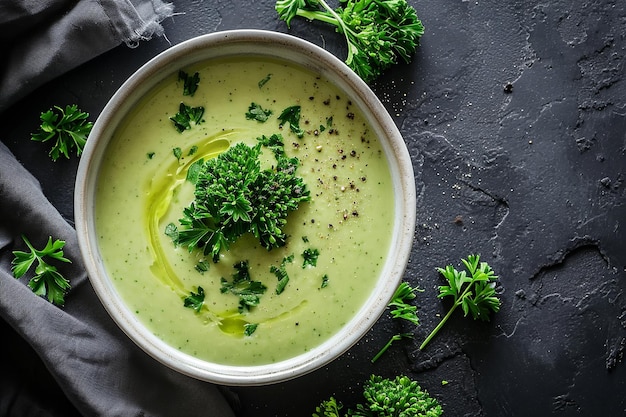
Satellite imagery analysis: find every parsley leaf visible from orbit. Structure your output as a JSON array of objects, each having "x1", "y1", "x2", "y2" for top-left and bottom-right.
[
  {"x1": 371, "y1": 282, "x2": 421, "y2": 362},
  {"x1": 244, "y1": 323, "x2": 259, "y2": 336},
  {"x1": 270, "y1": 254, "x2": 294, "y2": 295},
  {"x1": 270, "y1": 265, "x2": 289, "y2": 295},
  {"x1": 321, "y1": 274, "x2": 329, "y2": 288},
  {"x1": 173, "y1": 147, "x2": 183, "y2": 161},
  {"x1": 302, "y1": 248, "x2": 320, "y2": 268},
  {"x1": 277, "y1": 105, "x2": 305, "y2": 138},
  {"x1": 11, "y1": 236, "x2": 72, "y2": 306},
  {"x1": 186, "y1": 158, "x2": 205, "y2": 183},
  {"x1": 195, "y1": 260, "x2": 210, "y2": 273},
  {"x1": 220, "y1": 261, "x2": 267, "y2": 313},
  {"x1": 31, "y1": 104, "x2": 92, "y2": 161},
  {"x1": 178, "y1": 70, "x2": 200, "y2": 96},
  {"x1": 388, "y1": 281, "x2": 421, "y2": 325},
  {"x1": 170, "y1": 102, "x2": 205, "y2": 132},
  {"x1": 245, "y1": 102, "x2": 273, "y2": 122},
  {"x1": 183, "y1": 286, "x2": 205, "y2": 312},
  {"x1": 419, "y1": 254, "x2": 501, "y2": 350}
]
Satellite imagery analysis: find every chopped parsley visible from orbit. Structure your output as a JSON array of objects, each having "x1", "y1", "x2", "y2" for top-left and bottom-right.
[
  {"x1": 195, "y1": 260, "x2": 210, "y2": 274},
  {"x1": 245, "y1": 102, "x2": 273, "y2": 122},
  {"x1": 321, "y1": 274, "x2": 329, "y2": 288},
  {"x1": 278, "y1": 105, "x2": 305, "y2": 138},
  {"x1": 178, "y1": 70, "x2": 200, "y2": 96},
  {"x1": 170, "y1": 102, "x2": 205, "y2": 132},
  {"x1": 244, "y1": 323, "x2": 259, "y2": 336},
  {"x1": 220, "y1": 261, "x2": 267, "y2": 313},
  {"x1": 302, "y1": 248, "x2": 320, "y2": 268},
  {"x1": 183, "y1": 286, "x2": 205, "y2": 312},
  {"x1": 258, "y1": 73, "x2": 272, "y2": 88},
  {"x1": 270, "y1": 255, "x2": 294, "y2": 295}
]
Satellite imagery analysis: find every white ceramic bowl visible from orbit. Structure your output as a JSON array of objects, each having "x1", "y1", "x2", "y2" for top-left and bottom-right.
[{"x1": 75, "y1": 29, "x2": 416, "y2": 386}]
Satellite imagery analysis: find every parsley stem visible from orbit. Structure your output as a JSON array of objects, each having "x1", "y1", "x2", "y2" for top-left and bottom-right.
[
  {"x1": 419, "y1": 299, "x2": 459, "y2": 351},
  {"x1": 420, "y1": 271, "x2": 483, "y2": 350},
  {"x1": 371, "y1": 333, "x2": 411, "y2": 363}
]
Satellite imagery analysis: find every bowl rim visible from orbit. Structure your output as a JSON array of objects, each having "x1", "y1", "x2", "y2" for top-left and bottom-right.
[{"x1": 75, "y1": 29, "x2": 416, "y2": 386}]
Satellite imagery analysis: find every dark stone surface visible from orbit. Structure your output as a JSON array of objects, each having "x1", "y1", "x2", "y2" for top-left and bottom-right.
[{"x1": 2, "y1": 0, "x2": 625, "y2": 415}]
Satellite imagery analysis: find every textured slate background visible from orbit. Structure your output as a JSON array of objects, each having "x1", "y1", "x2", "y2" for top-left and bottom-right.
[{"x1": 2, "y1": 0, "x2": 625, "y2": 415}]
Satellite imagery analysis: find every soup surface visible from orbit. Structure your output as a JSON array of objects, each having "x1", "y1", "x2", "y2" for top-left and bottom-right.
[{"x1": 96, "y1": 56, "x2": 394, "y2": 365}]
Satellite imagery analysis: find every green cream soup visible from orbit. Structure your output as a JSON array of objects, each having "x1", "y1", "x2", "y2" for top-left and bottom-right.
[{"x1": 95, "y1": 56, "x2": 394, "y2": 365}]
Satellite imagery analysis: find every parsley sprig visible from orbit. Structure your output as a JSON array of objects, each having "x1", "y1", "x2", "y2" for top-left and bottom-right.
[
  {"x1": 31, "y1": 104, "x2": 92, "y2": 161},
  {"x1": 11, "y1": 236, "x2": 72, "y2": 306},
  {"x1": 276, "y1": 0, "x2": 424, "y2": 83},
  {"x1": 371, "y1": 281, "x2": 420, "y2": 362},
  {"x1": 277, "y1": 105, "x2": 305, "y2": 138},
  {"x1": 419, "y1": 254, "x2": 501, "y2": 350}
]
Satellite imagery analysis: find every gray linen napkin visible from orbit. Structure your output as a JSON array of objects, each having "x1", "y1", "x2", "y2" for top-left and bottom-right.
[
  {"x1": 0, "y1": 0, "x2": 174, "y2": 113},
  {"x1": 0, "y1": 142, "x2": 237, "y2": 417},
  {"x1": 0, "y1": 1, "x2": 238, "y2": 415}
]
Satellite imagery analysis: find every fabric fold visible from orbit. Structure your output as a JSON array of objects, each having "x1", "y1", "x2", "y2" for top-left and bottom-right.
[
  {"x1": 0, "y1": 0, "x2": 174, "y2": 114},
  {"x1": 0, "y1": 142, "x2": 237, "y2": 416},
  {"x1": 0, "y1": 1, "x2": 238, "y2": 414}
]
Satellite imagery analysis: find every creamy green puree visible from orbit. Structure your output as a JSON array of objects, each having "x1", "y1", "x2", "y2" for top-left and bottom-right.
[{"x1": 95, "y1": 56, "x2": 394, "y2": 366}]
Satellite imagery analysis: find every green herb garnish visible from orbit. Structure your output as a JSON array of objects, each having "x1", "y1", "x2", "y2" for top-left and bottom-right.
[
  {"x1": 183, "y1": 286, "x2": 205, "y2": 312},
  {"x1": 171, "y1": 137, "x2": 310, "y2": 262},
  {"x1": 388, "y1": 281, "x2": 421, "y2": 325},
  {"x1": 170, "y1": 102, "x2": 205, "y2": 132},
  {"x1": 11, "y1": 236, "x2": 72, "y2": 306},
  {"x1": 164, "y1": 223, "x2": 178, "y2": 241},
  {"x1": 245, "y1": 102, "x2": 273, "y2": 122},
  {"x1": 244, "y1": 323, "x2": 259, "y2": 336},
  {"x1": 302, "y1": 248, "x2": 320, "y2": 268},
  {"x1": 313, "y1": 397, "x2": 343, "y2": 417},
  {"x1": 276, "y1": 0, "x2": 424, "y2": 83},
  {"x1": 271, "y1": 265, "x2": 290, "y2": 295},
  {"x1": 270, "y1": 255, "x2": 294, "y2": 295},
  {"x1": 220, "y1": 261, "x2": 267, "y2": 312},
  {"x1": 178, "y1": 70, "x2": 200, "y2": 96},
  {"x1": 173, "y1": 147, "x2": 182, "y2": 161},
  {"x1": 186, "y1": 158, "x2": 204, "y2": 183},
  {"x1": 258, "y1": 73, "x2": 272, "y2": 88},
  {"x1": 321, "y1": 274, "x2": 329, "y2": 288},
  {"x1": 195, "y1": 260, "x2": 210, "y2": 274},
  {"x1": 277, "y1": 105, "x2": 305, "y2": 138},
  {"x1": 419, "y1": 254, "x2": 501, "y2": 350},
  {"x1": 31, "y1": 104, "x2": 92, "y2": 161},
  {"x1": 312, "y1": 375, "x2": 443, "y2": 416},
  {"x1": 371, "y1": 281, "x2": 420, "y2": 362}
]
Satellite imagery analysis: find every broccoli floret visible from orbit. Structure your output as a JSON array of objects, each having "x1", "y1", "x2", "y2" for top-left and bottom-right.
[
  {"x1": 171, "y1": 136, "x2": 310, "y2": 262},
  {"x1": 313, "y1": 397, "x2": 344, "y2": 417},
  {"x1": 312, "y1": 375, "x2": 443, "y2": 417}
]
